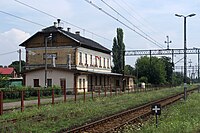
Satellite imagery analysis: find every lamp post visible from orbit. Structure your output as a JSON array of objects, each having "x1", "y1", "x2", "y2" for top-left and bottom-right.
[
  {"x1": 45, "y1": 34, "x2": 52, "y2": 88},
  {"x1": 175, "y1": 13, "x2": 196, "y2": 100}
]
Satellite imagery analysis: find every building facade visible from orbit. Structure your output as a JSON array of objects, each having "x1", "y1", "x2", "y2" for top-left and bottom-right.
[{"x1": 20, "y1": 20, "x2": 133, "y2": 92}]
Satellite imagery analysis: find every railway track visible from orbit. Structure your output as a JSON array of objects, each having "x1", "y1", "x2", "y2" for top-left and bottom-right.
[{"x1": 62, "y1": 88, "x2": 197, "y2": 133}]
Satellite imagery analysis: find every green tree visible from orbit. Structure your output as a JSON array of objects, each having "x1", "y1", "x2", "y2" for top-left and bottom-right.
[
  {"x1": 160, "y1": 56, "x2": 174, "y2": 84},
  {"x1": 139, "y1": 76, "x2": 148, "y2": 83},
  {"x1": 9, "y1": 60, "x2": 26, "y2": 74},
  {"x1": 135, "y1": 56, "x2": 166, "y2": 85},
  {"x1": 124, "y1": 65, "x2": 135, "y2": 76},
  {"x1": 172, "y1": 72, "x2": 190, "y2": 86},
  {"x1": 0, "y1": 75, "x2": 9, "y2": 88},
  {"x1": 112, "y1": 28, "x2": 125, "y2": 74}
]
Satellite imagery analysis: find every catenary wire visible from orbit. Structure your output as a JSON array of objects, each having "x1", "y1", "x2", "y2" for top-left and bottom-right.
[
  {"x1": 0, "y1": 10, "x2": 46, "y2": 27},
  {"x1": 14, "y1": 0, "x2": 112, "y2": 42},
  {"x1": 84, "y1": 0, "x2": 163, "y2": 49},
  {"x1": 0, "y1": 50, "x2": 18, "y2": 56},
  {"x1": 100, "y1": 0, "x2": 165, "y2": 48}
]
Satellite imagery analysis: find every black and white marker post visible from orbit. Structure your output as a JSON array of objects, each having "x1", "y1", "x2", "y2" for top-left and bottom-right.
[{"x1": 151, "y1": 104, "x2": 161, "y2": 128}]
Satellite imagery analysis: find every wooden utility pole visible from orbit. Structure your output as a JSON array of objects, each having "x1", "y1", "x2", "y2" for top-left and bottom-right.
[{"x1": 18, "y1": 49, "x2": 22, "y2": 77}]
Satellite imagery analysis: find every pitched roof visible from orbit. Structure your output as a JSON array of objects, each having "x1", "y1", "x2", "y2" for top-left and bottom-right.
[
  {"x1": 0, "y1": 67, "x2": 14, "y2": 75},
  {"x1": 20, "y1": 26, "x2": 111, "y2": 54}
]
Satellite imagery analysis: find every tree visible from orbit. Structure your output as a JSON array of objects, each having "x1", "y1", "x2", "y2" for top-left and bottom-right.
[
  {"x1": 160, "y1": 57, "x2": 174, "y2": 84},
  {"x1": 9, "y1": 60, "x2": 26, "y2": 74},
  {"x1": 172, "y1": 72, "x2": 190, "y2": 86},
  {"x1": 0, "y1": 75, "x2": 9, "y2": 88},
  {"x1": 112, "y1": 28, "x2": 125, "y2": 74},
  {"x1": 139, "y1": 76, "x2": 148, "y2": 83},
  {"x1": 135, "y1": 56, "x2": 166, "y2": 85},
  {"x1": 124, "y1": 65, "x2": 135, "y2": 76}
]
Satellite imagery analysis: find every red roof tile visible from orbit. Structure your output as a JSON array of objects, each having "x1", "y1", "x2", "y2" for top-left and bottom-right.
[{"x1": 0, "y1": 67, "x2": 14, "y2": 75}]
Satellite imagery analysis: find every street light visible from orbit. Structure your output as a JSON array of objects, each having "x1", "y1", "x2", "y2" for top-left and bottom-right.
[
  {"x1": 175, "y1": 13, "x2": 196, "y2": 100},
  {"x1": 45, "y1": 33, "x2": 52, "y2": 88}
]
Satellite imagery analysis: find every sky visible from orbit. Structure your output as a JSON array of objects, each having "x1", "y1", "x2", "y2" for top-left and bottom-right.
[{"x1": 0, "y1": 0, "x2": 200, "y2": 74}]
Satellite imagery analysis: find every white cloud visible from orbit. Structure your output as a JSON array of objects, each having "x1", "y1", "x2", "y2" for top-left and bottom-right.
[{"x1": 0, "y1": 28, "x2": 30, "y2": 66}]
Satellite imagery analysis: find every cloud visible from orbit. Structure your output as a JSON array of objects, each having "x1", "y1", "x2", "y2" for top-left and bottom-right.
[{"x1": 0, "y1": 28, "x2": 30, "y2": 66}]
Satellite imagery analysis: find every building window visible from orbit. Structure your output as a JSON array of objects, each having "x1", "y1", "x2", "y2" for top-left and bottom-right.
[
  {"x1": 95, "y1": 57, "x2": 98, "y2": 67},
  {"x1": 85, "y1": 54, "x2": 87, "y2": 65},
  {"x1": 47, "y1": 79, "x2": 52, "y2": 87},
  {"x1": 107, "y1": 58, "x2": 110, "y2": 68},
  {"x1": 90, "y1": 55, "x2": 92, "y2": 66},
  {"x1": 103, "y1": 58, "x2": 106, "y2": 68},
  {"x1": 33, "y1": 79, "x2": 39, "y2": 87},
  {"x1": 83, "y1": 79, "x2": 85, "y2": 88},
  {"x1": 79, "y1": 52, "x2": 82, "y2": 65},
  {"x1": 67, "y1": 54, "x2": 71, "y2": 68},
  {"x1": 60, "y1": 79, "x2": 66, "y2": 90},
  {"x1": 79, "y1": 78, "x2": 82, "y2": 89},
  {"x1": 99, "y1": 57, "x2": 102, "y2": 67}
]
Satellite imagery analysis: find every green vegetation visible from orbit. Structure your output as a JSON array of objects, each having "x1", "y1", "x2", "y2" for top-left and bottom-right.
[
  {"x1": 0, "y1": 86, "x2": 62, "y2": 102},
  {"x1": 0, "y1": 85, "x2": 196, "y2": 132},
  {"x1": 9, "y1": 60, "x2": 26, "y2": 74},
  {"x1": 112, "y1": 28, "x2": 125, "y2": 74},
  {"x1": 0, "y1": 75, "x2": 9, "y2": 88},
  {"x1": 136, "y1": 56, "x2": 169, "y2": 85},
  {"x1": 122, "y1": 91, "x2": 200, "y2": 133}
]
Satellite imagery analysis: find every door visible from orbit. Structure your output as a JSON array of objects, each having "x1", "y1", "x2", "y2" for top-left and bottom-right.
[{"x1": 60, "y1": 79, "x2": 66, "y2": 90}]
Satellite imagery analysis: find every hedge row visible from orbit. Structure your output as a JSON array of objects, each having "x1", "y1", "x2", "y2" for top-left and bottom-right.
[{"x1": 1, "y1": 86, "x2": 62, "y2": 99}]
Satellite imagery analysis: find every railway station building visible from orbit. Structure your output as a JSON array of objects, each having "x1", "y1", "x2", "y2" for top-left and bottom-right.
[{"x1": 20, "y1": 20, "x2": 134, "y2": 92}]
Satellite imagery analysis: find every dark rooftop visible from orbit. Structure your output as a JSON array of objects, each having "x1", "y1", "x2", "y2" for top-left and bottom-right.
[{"x1": 20, "y1": 26, "x2": 111, "y2": 54}]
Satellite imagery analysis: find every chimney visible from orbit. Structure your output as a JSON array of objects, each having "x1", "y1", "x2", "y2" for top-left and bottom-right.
[
  {"x1": 75, "y1": 31, "x2": 80, "y2": 36},
  {"x1": 67, "y1": 27, "x2": 71, "y2": 32},
  {"x1": 57, "y1": 19, "x2": 61, "y2": 27},
  {"x1": 54, "y1": 22, "x2": 57, "y2": 27}
]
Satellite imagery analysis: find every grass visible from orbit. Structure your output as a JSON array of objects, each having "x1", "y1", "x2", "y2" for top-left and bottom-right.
[
  {"x1": 121, "y1": 91, "x2": 200, "y2": 133},
  {"x1": 0, "y1": 85, "x2": 197, "y2": 132}
]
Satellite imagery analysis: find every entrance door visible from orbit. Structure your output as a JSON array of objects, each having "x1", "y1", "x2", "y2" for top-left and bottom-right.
[{"x1": 60, "y1": 79, "x2": 66, "y2": 90}]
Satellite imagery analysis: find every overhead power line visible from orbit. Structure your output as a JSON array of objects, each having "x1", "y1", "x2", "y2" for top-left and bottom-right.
[
  {"x1": 100, "y1": 0, "x2": 164, "y2": 48},
  {"x1": 0, "y1": 10, "x2": 46, "y2": 27},
  {"x1": 112, "y1": 0, "x2": 166, "y2": 40},
  {"x1": 0, "y1": 50, "x2": 18, "y2": 56},
  {"x1": 14, "y1": 0, "x2": 112, "y2": 42},
  {"x1": 84, "y1": 0, "x2": 163, "y2": 48},
  {"x1": 117, "y1": 0, "x2": 166, "y2": 37}
]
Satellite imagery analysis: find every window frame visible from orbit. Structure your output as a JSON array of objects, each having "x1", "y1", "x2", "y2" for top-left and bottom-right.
[
  {"x1": 33, "y1": 79, "x2": 39, "y2": 87},
  {"x1": 79, "y1": 52, "x2": 82, "y2": 65},
  {"x1": 47, "y1": 79, "x2": 52, "y2": 87}
]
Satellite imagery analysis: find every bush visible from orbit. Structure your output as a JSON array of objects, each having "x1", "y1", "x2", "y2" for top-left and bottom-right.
[{"x1": 1, "y1": 85, "x2": 62, "y2": 100}]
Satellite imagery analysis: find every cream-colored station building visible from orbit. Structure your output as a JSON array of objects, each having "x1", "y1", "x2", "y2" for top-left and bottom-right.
[{"x1": 20, "y1": 20, "x2": 134, "y2": 92}]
